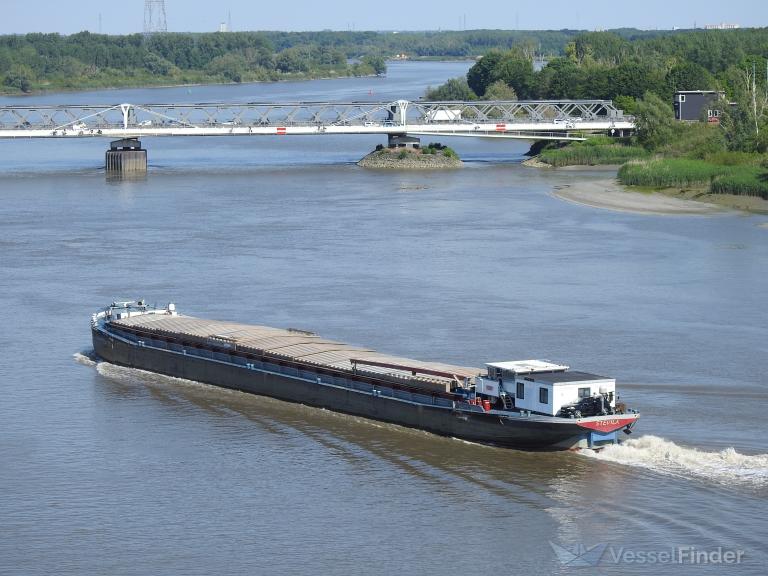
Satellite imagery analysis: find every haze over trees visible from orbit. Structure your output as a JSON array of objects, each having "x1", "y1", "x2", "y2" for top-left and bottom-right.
[
  {"x1": 0, "y1": 31, "x2": 397, "y2": 93},
  {"x1": 0, "y1": 27, "x2": 708, "y2": 95}
]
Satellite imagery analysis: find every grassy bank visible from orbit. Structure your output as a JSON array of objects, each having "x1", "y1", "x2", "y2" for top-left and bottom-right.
[
  {"x1": 530, "y1": 123, "x2": 768, "y2": 211},
  {"x1": 618, "y1": 157, "x2": 768, "y2": 200},
  {"x1": 538, "y1": 137, "x2": 649, "y2": 167}
]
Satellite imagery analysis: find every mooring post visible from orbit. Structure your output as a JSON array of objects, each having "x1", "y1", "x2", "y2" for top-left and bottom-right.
[{"x1": 105, "y1": 138, "x2": 147, "y2": 175}]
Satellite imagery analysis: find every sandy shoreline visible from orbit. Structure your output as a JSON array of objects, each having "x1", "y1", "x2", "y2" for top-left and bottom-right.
[{"x1": 551, "y1": 175, "x2": 725, "y2": 215}]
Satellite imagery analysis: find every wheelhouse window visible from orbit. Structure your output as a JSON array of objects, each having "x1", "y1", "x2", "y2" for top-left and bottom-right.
[
  {"x1": 539, "y1": 387, "x2": 548, "y2": 404},
  {"x1": 679, "y1": 94, "x2": 686, "y2": 102},
  {"x1": 578, "y1": 387, "x2": 591, "y2": 399},
  {"x1": 516, "y1": 382, "x2": 525, "y2": 399}
]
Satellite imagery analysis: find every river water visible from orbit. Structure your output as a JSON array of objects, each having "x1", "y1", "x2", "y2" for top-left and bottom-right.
[{"x1": 1, "y1": 61, "x2": 767, "y2": 575}]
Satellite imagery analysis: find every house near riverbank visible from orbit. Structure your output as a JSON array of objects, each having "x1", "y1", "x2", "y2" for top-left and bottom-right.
[{"x1": 674, "y1": 90, "x2": 725, "y2": 123}]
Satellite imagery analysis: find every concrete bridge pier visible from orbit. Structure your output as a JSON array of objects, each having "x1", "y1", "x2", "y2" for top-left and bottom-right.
[
  {"x1": 388, "y1": 133, "x2": 421, "y2": 149},
  {"x1": 106, "y1": 138, "x2": 147, "y2": 175}
]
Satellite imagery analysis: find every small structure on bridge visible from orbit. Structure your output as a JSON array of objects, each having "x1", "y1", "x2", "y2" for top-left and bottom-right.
[{"x1": 105, "y1": 138, "x2": 147, "y2": 175}]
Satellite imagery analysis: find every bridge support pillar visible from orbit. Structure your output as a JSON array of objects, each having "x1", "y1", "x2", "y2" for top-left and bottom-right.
[
  {"x1": 106, "y1": 138, "x2": 147, "y2": 175},
  {"x1": 388, "y1": 133, "x2": 420, "y2": 149}
]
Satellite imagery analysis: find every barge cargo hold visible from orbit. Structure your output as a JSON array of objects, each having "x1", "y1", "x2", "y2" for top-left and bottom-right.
[{"x1": 91, "y1": 301, "x2": 640, "y2": 450}]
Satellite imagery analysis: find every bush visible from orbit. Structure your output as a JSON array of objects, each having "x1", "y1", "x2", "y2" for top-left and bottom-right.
[
  {"x1": 397, "y1": 149, "x2": 408, "y2": 159},
  {"x1": 703, "y1": 151, "x2": 758, "y2": 166},
  {"x1": 425, "y1": 77, "x2": 477, "y2": 101},
  {"x1": 582, "y1": 135, "x2": 615, "y2": 146},
  {"x1": 659, "y1": 122, "x2": 726, "y2": 159}
]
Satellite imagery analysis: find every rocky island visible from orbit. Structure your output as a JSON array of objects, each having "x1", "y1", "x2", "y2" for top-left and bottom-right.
[{"x1": 358, "y1": 143, "x2": 462, "y2": 169}]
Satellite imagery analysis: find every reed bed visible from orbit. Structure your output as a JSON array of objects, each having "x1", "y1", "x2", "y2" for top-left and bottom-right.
[
  {"x1": 618, "y1": 159, "x2": 732, "y2": 188},
  {"x1": 711, "y1": 169, "x2": 768, "y2": 199},
  {"x1": 540, "y1": 143, "x2": 648, "y2": 167},
  {"x1": 619, "y1": 159, "x2": 768, "y2": 199}
]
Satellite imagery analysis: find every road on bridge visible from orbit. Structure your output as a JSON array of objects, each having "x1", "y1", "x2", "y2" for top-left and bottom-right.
[{"x1": 0, "y1": 99, "x2": 634, "y2": 141}]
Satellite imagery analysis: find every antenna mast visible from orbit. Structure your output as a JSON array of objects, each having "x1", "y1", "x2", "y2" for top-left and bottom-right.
[{"x1": 144, "y1": 0, "x2": 168, "y2": 35}]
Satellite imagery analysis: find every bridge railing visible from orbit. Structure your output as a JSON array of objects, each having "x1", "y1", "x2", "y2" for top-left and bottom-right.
[{"x1": 0, "y1": 100, "x2": 631, "y2": 132}]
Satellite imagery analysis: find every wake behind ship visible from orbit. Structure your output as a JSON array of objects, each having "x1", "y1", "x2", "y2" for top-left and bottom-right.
[{"x1": 91, "y1": 301, "x2": 639, "y2": 450}]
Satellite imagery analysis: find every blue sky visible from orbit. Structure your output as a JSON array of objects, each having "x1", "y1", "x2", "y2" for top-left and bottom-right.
[{"x1": 2, "y1": 0, "x2": 766, "y2": 34}]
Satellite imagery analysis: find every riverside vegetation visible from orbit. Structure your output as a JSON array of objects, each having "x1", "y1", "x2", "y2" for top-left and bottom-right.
[
  {"x1": 2, "y1": 27, "x2": 763, "y2": 95},
  {"x1": 358, "y1": 143, "x2": 461, "y2": 169},
  {"x1": 0, "y1": 29, "x2": 614, "y2": 94},
  {"x1": 425, "y1": 28, "x2": 768, "y2": 208},
  {"x1": 0, "y1": 31, "x2": 389, "y2": 93}
]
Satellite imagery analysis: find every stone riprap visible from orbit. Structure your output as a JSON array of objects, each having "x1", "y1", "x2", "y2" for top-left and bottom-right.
[{"x1": 358, "y1": 149, "x2": 462, "y2": 169}]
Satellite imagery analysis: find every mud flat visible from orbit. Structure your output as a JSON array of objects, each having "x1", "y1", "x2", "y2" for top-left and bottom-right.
[{"x1": 552, "y1": 175, "x2": 725, "y2": 215}]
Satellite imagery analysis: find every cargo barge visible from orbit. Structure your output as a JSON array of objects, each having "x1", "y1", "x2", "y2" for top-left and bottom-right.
[{"x1": 91, "y1": 301, "x2": 640, "y2": 450}]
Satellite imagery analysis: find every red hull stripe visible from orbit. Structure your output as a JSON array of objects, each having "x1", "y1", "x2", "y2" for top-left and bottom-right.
[
  {"x1": 577, "y1": 417, "x2": 637, "y2": 433},
  {"x1": 495, "y1": 124, "x2": 506, "y2": 131},
  {"x1": 276, "y1": 127, "x2": 287, "y2": 135}
]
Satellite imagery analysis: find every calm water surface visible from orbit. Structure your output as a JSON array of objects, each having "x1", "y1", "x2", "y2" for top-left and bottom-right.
[{"x1": 1, "y1": 62, "x2": 767, "y2": 575}]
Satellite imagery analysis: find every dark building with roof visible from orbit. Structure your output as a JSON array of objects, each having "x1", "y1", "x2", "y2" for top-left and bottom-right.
[{"x1": 674, "y1": 90, "x2": 725, "y2": 122}]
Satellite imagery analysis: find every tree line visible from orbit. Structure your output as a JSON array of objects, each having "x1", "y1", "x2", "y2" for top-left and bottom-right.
[
  {"x1": 0, "y1": 31, "x2": 392, "y2": 93},
  {"x1": 426, "y1": 28, "x2": 768, "y2": 153},
  {"x1": 0, "y1": 28, "x2": 691, "y2": 94}
]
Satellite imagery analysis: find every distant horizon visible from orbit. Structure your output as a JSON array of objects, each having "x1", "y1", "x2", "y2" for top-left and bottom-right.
[
  {"x1": 1, "y1": 25, "x2": 764, "y2": 37},
  {"x1": 2, "y1": 0, "x2": 766, "y2": 36}
]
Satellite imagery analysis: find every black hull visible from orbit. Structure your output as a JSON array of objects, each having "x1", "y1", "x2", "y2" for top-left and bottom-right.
[{"x1": 92, "y1": 327, "x2": 603, "y2": 450}]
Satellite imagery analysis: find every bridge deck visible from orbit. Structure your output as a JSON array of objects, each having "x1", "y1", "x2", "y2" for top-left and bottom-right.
[{"x1": 0, "y1": 99, "x2": 634, "y2": 140}]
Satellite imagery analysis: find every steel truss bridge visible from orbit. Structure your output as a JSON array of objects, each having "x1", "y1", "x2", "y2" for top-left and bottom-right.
[{"x1": 0, "y1": 99, "x2": 634, "y2": 141}]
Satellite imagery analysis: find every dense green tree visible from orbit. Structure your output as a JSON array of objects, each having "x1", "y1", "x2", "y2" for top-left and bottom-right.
[
  {"x1": 494, "y1": 51, "x2": 536, "y2": 99},
  {"x1": 425, "y1": 77, "x2": 476, "y2": 100},
  {"x1": 610, "y1": 59, "x2": 666, "y2": 100},
  {"x1": 720, "y1": 97, "x2": 768, "y2": 153},
  {"x1": 483, "y1": 80, "x2": 517, "y2": 100},
  {"x1": 613, "y1": 95, "x2": 637, "y2": 115},
  {"x1": 467, "y1": 49, "x2": 535, "y2": 98},
  {"x1": 206, "y1": 53, "x2": 248, "y2": 82},
  {"x1": 537, "y1": 58, "x2": 586, "y2": 98},
  {"x1": 633, "y1": 92, "x2": 675, "y2": 150},
  {"x1": 467, "y1": 50, "x2": 504, "y2": 96},
  {"x1": 3, "y1": 64, "x2": 34, "y2": 92},
  {"x1": 361, "y1": 54, "x2": 386, "y2": 76},
  {"x1": 574, "y1": 32, "x2": 630, "y2": 65},
  {"x1": 143, "y1": 52, "x2": 174, "y2": 75},
  {"x1": 665, "y1": 62, "x2": 715, "y2": 94},
  {"x1": 274, "y1": 47, "x2": 310, "y2": 74}
]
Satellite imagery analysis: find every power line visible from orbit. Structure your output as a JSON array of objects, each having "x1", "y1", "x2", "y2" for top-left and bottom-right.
[{"x1": 144, "y1": 0, "x2": 168, "y2": 35}]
